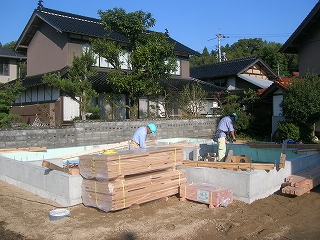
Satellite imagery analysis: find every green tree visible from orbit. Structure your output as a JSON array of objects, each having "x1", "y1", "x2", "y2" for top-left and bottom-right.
[
  {"x1": 280, "y1": 74, "x2": 320, "y2": 141},
  {"x1": 91, "y1": 8, "x2": 177, "y2": 118},
  {"x1": 190, "y1": 38, "x2": 299, "y2": 76},
  {"x1": 190, "y1": 47, "x2": 215, "y2": 66},
  {"x1": 2, "y1": 41, "x2": 16, "y2": 51},
  {"x1": 215, "y1": 94, "x2": 250, "y2": 133},
  {"x1": 224, "y1": 38, "x2": 265, "y2": 59},
  {"x1": 42, "y1": 47, "x2": 99, "y2": 120},
  {"x1": 0, "y1": 81, "x2": 25, "y2": 128},
  {"x1": 177, "y1": 83, "x2": 206, "y2": 117}
]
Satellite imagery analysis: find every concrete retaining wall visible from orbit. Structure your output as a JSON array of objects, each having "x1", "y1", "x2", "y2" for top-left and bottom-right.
[{"x1": 0, "y1": 118, "x2": 217, "y2": 149}]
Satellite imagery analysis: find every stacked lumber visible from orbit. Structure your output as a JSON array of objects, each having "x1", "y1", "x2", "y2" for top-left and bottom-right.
[
  {"x1": 179, "y1": 182, "x2": 233, "y2": 208},
  {"x1": 182, "y1": 160, "x2": 275, "y2": 171},
  {"x1": 79, "y1": 147, "x2": 183, "y2": 180},
  {"x1": 82, "y1": 168, "x2": 186, "y2": 212},
  {"x1": 281, "y1": 164, "x2": 320, "y2": 196},
  {"x1": 80, "y1": 147, "x2": 186, "y2": 212}
]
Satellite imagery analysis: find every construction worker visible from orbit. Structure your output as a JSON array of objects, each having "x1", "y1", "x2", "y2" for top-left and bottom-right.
[
  {"x1": 130, "y1": 123, "x2": 157, "y2": 149},
  {"x1": 213, "y1": 113, "x2": 237, "y2": 161}
]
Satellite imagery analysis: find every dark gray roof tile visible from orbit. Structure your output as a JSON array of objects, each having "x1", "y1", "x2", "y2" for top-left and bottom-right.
[
  {"x1": 0, "y1": 47, "x2": 27, "y2": 59},
  {"x1": 190, "y1": 56, "x2": 276, "y2": 79},
  {"x1": 16, "y1": 7, "x2": 199, "y2": 55}
]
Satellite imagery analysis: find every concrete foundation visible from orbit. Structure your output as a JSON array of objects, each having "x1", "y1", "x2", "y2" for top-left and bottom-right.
[
  {"x1": 0, "y1": 156, "x2": 82, "y2": 207},
  {"x1": 0, "y1": 139, "x2": 319, "y2": 207},
  {"x1": 179, "y1": 152, "x2": 320, "y2": 203}
]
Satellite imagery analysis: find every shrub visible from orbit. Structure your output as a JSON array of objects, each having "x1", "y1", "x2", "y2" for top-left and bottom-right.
[{"x1": 276, "y1": 122, "x2": 300, "y2": 142}]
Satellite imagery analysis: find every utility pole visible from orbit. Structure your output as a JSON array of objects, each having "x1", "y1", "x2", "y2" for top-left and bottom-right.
[{"x1": 216, "y1": 30, "x2": 228, "y2": 62}]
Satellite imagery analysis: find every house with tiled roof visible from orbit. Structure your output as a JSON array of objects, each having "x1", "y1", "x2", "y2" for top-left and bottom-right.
[
  {"x1": 259, "y1": 1, "x2": 320, "y2": 137},
  {"x1": 10, "y1": 5, "x2": 218, "y2": 125},
  {"x1": 190, "y1": 56, "x2": 276, "y2": 94},
  {"x1": 280, "y1": 1, "x2": 320, "y2": 76},
  {"x1": 0, "y1": 47, "x2": 26, "y2": 83},
  {"x1": 258, "y1": 76, "x2": 292, "y2": 134}
]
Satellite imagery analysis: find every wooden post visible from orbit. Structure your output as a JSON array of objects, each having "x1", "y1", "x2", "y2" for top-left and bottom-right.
[{"x1": 279, "y1": 139, "x2": 287, "y2": 169}]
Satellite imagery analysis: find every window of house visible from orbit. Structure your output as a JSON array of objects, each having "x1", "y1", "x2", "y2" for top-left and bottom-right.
[
  {"x1": 171, "y1": 59, "x2": 181, "y2": 75},
  {"x1": 0, "y1": 58, "x2": 9, "y2": 76},
  {"x1": 166, "y1": 59, "x2": 181, "y2": 75},
  {"x1": 83, "y1": 44, "x2": 131, "y2": 70},
  {"x1": 213, "y1": 78, "x2": 227, "y2": 87}
]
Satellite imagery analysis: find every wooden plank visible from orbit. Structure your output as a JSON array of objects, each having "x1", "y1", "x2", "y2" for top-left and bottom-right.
[
  {"x1": 279, "y1": 139, "x2": 287, "y2": 169},
  {"x1": 225, "y1": 149, "x2": 233, "y2": 163},
  {"x1": 58, "y1": 141, "x2": 128, "y2": 160},
  {"x1": 231, "y1": 156, "x2": 251, "y2": 163},
  {"x1": 42, "y1": 160, "x2": 68, "y2": 173},
  {"x1": 182, "y1": 160, "x2": 275, "y2": 171},
  {"x1": 247, "y1": 142, "x2": 320, "y2": 150},
  {"x1": 79, "y1": 147, "x2": 184, "y2": 180},
  {"x1": 282, "y1": 164, "x2": 320, "y2": 196},
  {"x1": 82, "y1": 175, "x2": 186, "y2": 211},
  {"x1": 0, "y1": 146, "x2": 47, "y2": 152},
  {"x1": 42, "y1": 160, "x2": 79, "y2": 175},
  {"x1": 292, "y1": 149, "x2": 318, "y2": 154}
]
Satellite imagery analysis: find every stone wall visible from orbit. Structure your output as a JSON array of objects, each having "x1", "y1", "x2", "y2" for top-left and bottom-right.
[{"x1": 0, "y1": 118, "x2": 217, "y2": 149}]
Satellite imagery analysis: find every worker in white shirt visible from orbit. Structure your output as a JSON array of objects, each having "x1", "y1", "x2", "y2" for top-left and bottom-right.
[
  {"x1": 213, "y1": 113, "x2": 237, "y2": 161},
  {"x1": 130, "y1": 123, "x2": 157, "y2": 149}
]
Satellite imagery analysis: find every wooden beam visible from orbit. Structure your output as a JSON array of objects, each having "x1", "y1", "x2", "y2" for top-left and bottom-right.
[
  {"x1": 42, "y1": 160, "x2": 68, "y2": 173},
  {"x1": 0, "y1": 146, "x2": 47, "y2": 152},
  {"x1": 182, "y1": 160, "x2": 275, "y2": 171},
  {"x1": 292, "y1": 149, "x2": 318, "y2": 154},
  {"x1": 247, "y1": 142, "x2": 320, "y2": 150},
  {"x1": 42, "y1": 160, "x2": 79, "y2": 175},
  {"x1": 279, "y1": 140, "x2": 287, "y2": 169}
]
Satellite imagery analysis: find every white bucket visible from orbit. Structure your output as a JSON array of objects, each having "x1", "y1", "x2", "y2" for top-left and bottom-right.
[{"x1": 49, "y1": 209, "x2": 70, "y2": 221}]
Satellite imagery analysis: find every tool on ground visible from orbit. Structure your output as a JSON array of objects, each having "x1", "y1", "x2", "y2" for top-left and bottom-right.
[{"x1": 102, "y1": 149, "x2": 117, "y2": 155}]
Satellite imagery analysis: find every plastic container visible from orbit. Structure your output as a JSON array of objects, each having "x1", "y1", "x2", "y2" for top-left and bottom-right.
[{"x1": 49, "y1": 209, "x2": 70, "y2": 221}]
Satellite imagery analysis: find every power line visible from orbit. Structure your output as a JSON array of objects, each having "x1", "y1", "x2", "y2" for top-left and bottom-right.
[{"x1": 208, "y1": 30, "x2": 229, "y2": 62}]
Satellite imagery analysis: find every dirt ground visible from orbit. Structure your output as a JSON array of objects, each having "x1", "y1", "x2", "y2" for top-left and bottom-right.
[{"x1": 0, "y1": 179, "x2": 320, "y2": 240}]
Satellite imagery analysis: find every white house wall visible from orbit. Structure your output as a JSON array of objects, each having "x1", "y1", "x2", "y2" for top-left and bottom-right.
[
  {"x1": 273, "y1": 94, "x2": 283, "y2": 117},
  {"x1": 63, "y1": 96, "x2": 80, "y2": 121},
  {"x1": 139, "y1": 97, "x2": 149, "y2": 118}
]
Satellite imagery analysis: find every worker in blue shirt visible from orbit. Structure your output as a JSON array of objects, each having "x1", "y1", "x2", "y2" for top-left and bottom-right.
[
  {"x1": 213, "y1": 113, "x2": 237, "y2": 161},
  {"x1": 130, "y1": 123, "x2": 157, "y2": 149}
]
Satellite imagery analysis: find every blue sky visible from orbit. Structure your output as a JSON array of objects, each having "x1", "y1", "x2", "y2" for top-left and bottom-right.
[{"x1": 0, "y1": 0, "x2": 317, "y2": 53}]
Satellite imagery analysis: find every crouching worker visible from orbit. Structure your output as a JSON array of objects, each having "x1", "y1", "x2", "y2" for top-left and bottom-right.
[
  {"x1": 213, "y1": 113, "x2": 237, "y2": 161},
  {"x1": 129, "y1": 123, "x2": 157, "y2": 150}
]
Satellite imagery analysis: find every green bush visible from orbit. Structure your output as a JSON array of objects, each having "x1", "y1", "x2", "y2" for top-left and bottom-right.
[{"x1": 276, "y1": 122, "x2": 300, "y2": 142}]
